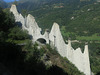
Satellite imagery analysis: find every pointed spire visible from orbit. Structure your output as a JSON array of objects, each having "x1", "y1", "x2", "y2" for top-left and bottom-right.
[
  {"x1": 83, "y1": 42, "x2": 91, "y2": 75},
  {"x1": 53, "y1": 22, "x2": 59, "y2": 27},
  {"x1": 50, "y1": 22, "x2": 60, "y2": 32},
  {"x1": 84, "y1": 42, "x2": 89, "y2": 55},
  {"x1": 10, "y1": 4, "x2": 19, "y2": 15},
  {"x1": 68, "y1": 38, "x2": 71, "y2": 47}
]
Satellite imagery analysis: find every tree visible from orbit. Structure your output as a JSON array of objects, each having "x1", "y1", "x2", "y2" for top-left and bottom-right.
[
  {"x1": 8, "y1": 26, "x2": 29, "y2": 40},
  {"x1": 0, "y1": 8, "x2": 15, "y2": 32}
]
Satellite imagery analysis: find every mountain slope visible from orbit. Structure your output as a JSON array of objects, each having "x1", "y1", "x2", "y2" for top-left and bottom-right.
[
  {"x1": 67, "y1": 3, "x2": 100, "y2": 35},
  {"x1": 0, "y1": 0, "x2": 7, "y2": 8},
  {"x1": 25, "y1": 1, "x2": 100, "y2": 36},
  {"x1": 15, "y1": 0, "x2": 95, "y2": 11}
]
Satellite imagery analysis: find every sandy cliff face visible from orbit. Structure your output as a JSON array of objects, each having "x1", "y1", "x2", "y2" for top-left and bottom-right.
[{"x1": 10, "y1": 4, "x2": 91, "y2": 75}]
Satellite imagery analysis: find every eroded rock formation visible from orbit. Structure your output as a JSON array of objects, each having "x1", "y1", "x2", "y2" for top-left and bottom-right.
[{"x1": 10, "y1": 4, "x2": 91, "y2": 75}]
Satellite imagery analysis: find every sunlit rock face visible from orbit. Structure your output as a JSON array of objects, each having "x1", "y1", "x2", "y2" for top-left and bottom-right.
[
  {"x1": 25, "y1": 14, "x2": 42, "y2": 42},
  {"x1": 49, "y1": 23, "x2": 67, "y2": 57},
  {"x1": 49, "y1": 23, "x2": 91, "y2": 75},
  {"x1": 10, "y1": 4, "x2": 43, "y2": 42},
  {"x1": 10, "y1": 4, "x2": 91, "y2": 75},
  {"x1": 10, "y1": 4, "x2": 19, "y2": 15},
  {"x1": 67, "y1": 42, "x2": 91, "y2": 75}
]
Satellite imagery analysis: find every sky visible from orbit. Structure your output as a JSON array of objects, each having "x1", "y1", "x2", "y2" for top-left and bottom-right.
[{"x1": 3, "y1": 0, "x2": 19, "y2": 3}]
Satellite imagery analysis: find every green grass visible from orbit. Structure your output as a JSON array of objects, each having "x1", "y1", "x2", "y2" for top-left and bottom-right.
[
  {"x1": 76, "y1": 35, "x2": 100, "y2": 41},
  {"x1": 6, "y1": 39, "x2": 30, "y2": 44}
]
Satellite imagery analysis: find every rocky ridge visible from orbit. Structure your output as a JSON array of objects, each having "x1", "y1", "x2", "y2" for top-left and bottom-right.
[{"x1": 10, "y1": 4, "x2": 91, "y2": 75}]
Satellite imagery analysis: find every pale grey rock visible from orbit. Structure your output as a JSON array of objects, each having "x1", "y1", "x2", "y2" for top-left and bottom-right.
[
  {"x1": 49, "y1": 23, "x2": 91, "y2": 75},
  {"x1": 25, "y1": 14, "x2": 42, "y2": 42},
  {"x1": 43, "y1": 29, "x2": 49, "y2": 44},
  {"x1": 66, "y1": 40, "x2": 91, "y2": 75},
  {"x1": 10, "y1": 4, "x2": 92, "y2": 75},
  {"x1": 45, "y1": 60, "x2": 52, "y2": 66},
  {"x1": 49, "y1": 23, "x2": 67, "y2": 57},
  {"x1": 10, "y1": 4, "x2": 19, "y2": 16},
  {"x1": 83, "y1": 45, "x2": 91, "y2": 75},
  {"x1": 41, "y1": 54, "x2": 52, "y2": 66},
  {"x1": 10, "y1": 4, "x2": 25, "y2": 30}
]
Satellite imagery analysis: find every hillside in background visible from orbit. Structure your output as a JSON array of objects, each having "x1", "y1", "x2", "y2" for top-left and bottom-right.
[
  {"x1": 13, "y1": 0, "x2": 96, "y2": 30},
  {"x1": 21, "y1": 0, "x2": 100, "y2": 38},
  {"x1": 0, "y1": 0, "x2": 7, "y2": 8},
  {"x1": 6, "y1": 0, "x2": 95, "y2": 11},
  {"x1": 67, "y1": 3, "x2": 100, "y2": 35},
  {"x1": 28, "y1": 1, "x2": 100, "y2": 35}
]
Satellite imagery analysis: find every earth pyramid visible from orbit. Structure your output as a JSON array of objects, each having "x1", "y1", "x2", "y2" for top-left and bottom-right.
[{"x1": 10, "y1": 4, "x2": 91, "y2": 75}]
